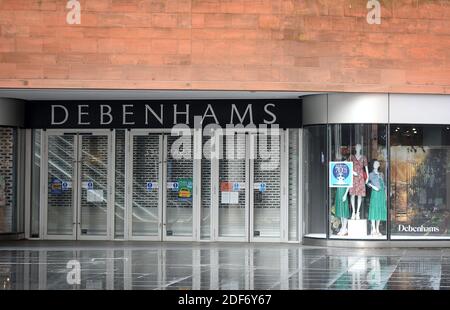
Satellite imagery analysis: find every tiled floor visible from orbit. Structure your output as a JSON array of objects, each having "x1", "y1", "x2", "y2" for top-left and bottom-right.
[{"x1": 0, "y1": 241, "x2": 450, "y2": 290}]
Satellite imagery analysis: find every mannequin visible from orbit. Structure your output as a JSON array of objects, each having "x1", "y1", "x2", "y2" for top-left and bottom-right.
[
  {"x1": 367, "y1": 160, "x2": 387, "y2": 236},
  {"x1": 337, "y1": 187, "x2": 350, "y2": 235},
  {"x1": 348, "y1": 144, "x2": 369, "y2": 220},
  {"x1": 334, "y1": 151, "x2": 350, "y2": 236}
]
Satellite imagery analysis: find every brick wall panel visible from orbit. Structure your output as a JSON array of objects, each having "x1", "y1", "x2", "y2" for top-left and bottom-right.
[{"x1": 2, "y1": 0, "x2": 450, "y2": 93}]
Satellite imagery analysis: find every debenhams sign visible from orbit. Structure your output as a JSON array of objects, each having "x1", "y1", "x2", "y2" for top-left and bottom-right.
[
  {"x1": 398, "y1": 225, "x2": 440, "y2": 233},
  {"x1": 26, "y1": 100, "x2": 301, "y2": 129}
]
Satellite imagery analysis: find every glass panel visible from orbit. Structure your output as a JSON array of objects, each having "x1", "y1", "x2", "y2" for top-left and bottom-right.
[
  {"x1": 329, "y1": 124, "x2": 388, "y2": 240},
  {"x1": 201, "y1": 134, "x2": 212, "y2": 240},
  {"x1": 288, "y1": 129, "x2": 299, "y2": 241},
  {"x1": 80, "y1": 135, "x2": 109, "y2": 236},
  {"x1": 218, "y1": 132, "x2": 247, "y2": 238},
  {"x1": 47, "y1": 135, "x2": 75, "y2": 236},
  {"x1": 80, "y1": 250, "x2": 108, "y2": 289},
  {"x1": 45, "y1": 251, "x2": 78, "y2": 289},
  {"x1": 303, "y1": 126, "x2": 327, "y2": 238},
  {"x1": 253, "y1": 132, "x2": 281, "y2": 238},
  {"x1": 166, "y1": 134, "x2": 193, "y2": 237},
  {"x1": 130, "y1": 250, "x2": 160, "y2": 289},
  {"x1": 163, "y1": 249, "x2": 193, "y2": 288},
  {"x1": 253, "y1": 249, "x2": 283, "y2": 289},
  {"x1": 114, "y1": 130, "x2": 125, "y2": 238},
  {"x1": 0, "y1": 128, "x2": 16, "y2": 234},
  {"x1": 31, "y1": 129, "x2": 41, "y2": 237},
  {"x1": 218, "y1": 249, "x2": 248, "y2": 289},
  {"x1": 391, "y1": 125, "x2": 450, "y2": 239},
  {"x1": 132, "y1": 134, "x2": 160, "y2": 236}
]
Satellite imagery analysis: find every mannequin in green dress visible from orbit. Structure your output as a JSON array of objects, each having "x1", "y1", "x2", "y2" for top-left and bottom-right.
[
  {"x1": 336, "y1": 186, "x2": 350, "y2": 236},
  {"x1": 367, "y1": 160, "x2": 387, "y2": 236},
  {"x1": 335, "y1": 150, "x2": 350, "y2": 236}
]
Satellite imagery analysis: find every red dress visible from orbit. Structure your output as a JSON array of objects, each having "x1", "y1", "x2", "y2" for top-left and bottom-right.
[{"x1": 349, "y1": 154, "x2": 368, "y2": 197}]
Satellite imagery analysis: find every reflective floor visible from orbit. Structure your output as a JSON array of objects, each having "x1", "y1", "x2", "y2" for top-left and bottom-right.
[{"x1": 0, "y1": 241, "x2": 450, "y2": 290}]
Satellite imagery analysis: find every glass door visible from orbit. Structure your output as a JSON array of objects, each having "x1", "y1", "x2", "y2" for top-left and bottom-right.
[
  {"x1": 128, "y1": 131, "x2": 163, "y2": 240},
  {"x1": 77, "y1": 132, "x2": 112, "y2": 240},
  {"x1": 44, "y1": 131, "x2": 77, "y2": 239},
  {"x1": 250, "y1": 131, "x2": 283, "y2": 242},
  {"x1": 164, "y1": 133, "x2": 194, "y2": 240},
  {"x1": 127, "y1": 130, "x2": 195, "y2": 241},
  {"x1": 215, "y1": 131, "x2": 249, "y2": 242},
  {"x1": 43, "y1": 130, "x2": 113, "y2": 240},
  {"x1": 211, "y1": 129, "x2": 284, "y2": 242}
]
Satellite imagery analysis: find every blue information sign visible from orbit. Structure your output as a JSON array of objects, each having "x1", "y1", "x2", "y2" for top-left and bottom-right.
[
  {"x1": 329, "y1": 161, "x2": 353, "y2": 188},
  {"x1": 259, "y1": 183, "x2": 267, "y2": 192},
  {"x1": 50, "y1": 178, "x2": 62, "y2": 195}
]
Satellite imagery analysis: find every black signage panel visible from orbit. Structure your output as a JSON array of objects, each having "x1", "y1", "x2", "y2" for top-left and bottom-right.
[{"x1": 26, "y1": 99, "x2": 302, "y2": 128}]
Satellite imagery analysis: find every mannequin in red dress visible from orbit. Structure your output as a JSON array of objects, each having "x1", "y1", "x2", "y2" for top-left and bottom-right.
[{"x1": 344, "y1": 144, "x2": 369, "y2": 220}]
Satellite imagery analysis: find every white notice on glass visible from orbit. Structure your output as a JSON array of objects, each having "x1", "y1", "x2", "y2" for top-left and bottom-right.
[
  {"x1": 82, "y1": 181, "x2": 94, "y2": 190},
  {"x1": 229, "y1": 192, "x2": 239, "y2": 204},
  {"x1": 221, "y1": 192, "x2": 230, "y2": 204},
  {"x1": 87, "y1": 190, "x2": 104, "y2": 202}
]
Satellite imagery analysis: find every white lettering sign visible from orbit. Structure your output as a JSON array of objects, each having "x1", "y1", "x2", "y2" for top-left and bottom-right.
[
  {"x1": 100, "y1": 105, "x2": 113, "y2": 125},
  {"x1": 51, "y1": 105, "x2": 69, "y2": 125},
  {"x1": 78, "y1": 105, "x2": 90, "y2": 125},
  {"x1": 398, "y1": 224, "x2": 440, "y2": 233},
  {"x1": 230, "y1": 104, "x2": 254, "y2": 124}
]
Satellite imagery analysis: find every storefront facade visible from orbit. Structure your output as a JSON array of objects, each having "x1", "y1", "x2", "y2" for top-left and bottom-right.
[
  {"x1": 1, "y1": 96, "x2": 303, "y2": 243},
  {"x1": 2, "y1": 93, "x2": 450, "y2": 247},
  {"x1": 3, "y1": 1, "x2": 450, "y2": 247}
]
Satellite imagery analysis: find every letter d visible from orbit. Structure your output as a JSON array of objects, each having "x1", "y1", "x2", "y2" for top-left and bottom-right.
[{"x1": 51, "y1": 105, "x2": 69, "y2": 125}]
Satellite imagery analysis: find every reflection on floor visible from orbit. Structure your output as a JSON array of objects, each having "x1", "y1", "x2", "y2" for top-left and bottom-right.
[
  {"x1": 1, "y1": 241, "x2": 450, "y2": 290},
  {"x1": 330, "y1": 235, "x2": 386, "y2": 240}
]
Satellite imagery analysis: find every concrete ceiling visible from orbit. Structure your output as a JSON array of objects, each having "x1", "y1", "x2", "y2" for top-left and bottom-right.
[{"x1": 0, "y1": 89, "x2": 317, "y2": 101}]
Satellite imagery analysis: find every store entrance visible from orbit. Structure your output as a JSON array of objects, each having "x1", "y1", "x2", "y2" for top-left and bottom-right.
[
  {"x1": 127, "y1": 130, "x2": 195, "y2": 241},
  {"x1": 212, "y1": 129, "x2": 284, "y2": 242},
  {"x1": 42, "y1": 130, "x2": 113, "y2": 240}
]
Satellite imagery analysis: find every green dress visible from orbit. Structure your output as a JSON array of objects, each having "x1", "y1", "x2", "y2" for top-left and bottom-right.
[
  {"x1": 368, "y1": 174, "x2": 387, "y2": 221},
  {"x1": 335, "y1": 187, "x2": 349, "y2": 219}
]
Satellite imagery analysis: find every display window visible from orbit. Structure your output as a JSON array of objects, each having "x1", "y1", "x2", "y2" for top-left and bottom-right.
[
  {"x1": 390, "y1": 125, "x2": 450, "y2": 240},
  {"x1": 329, "y1": 124, "x2": 388, "y2": 240},
  {"x1": 303, "y1": 124, "x2": 389, "y2": 240}
]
